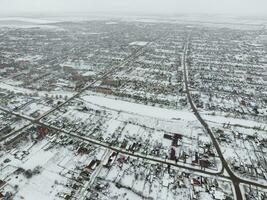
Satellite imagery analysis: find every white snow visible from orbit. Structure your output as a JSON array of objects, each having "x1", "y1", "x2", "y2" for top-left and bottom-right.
[
  {"x1": 81, "y1": 95, "x2": 195, "y2": 121},
  {"x1": 129, "y1": 41, "x2": 148, "y2": 46}
]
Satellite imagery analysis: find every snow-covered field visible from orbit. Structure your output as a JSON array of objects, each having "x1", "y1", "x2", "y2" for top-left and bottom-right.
[{"x1": 81, "y1": 94, "x2": 195, "y2": 121}]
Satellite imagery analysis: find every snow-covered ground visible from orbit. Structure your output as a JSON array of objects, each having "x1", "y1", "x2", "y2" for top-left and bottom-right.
[
  {"x1": 129, "y1": 41, "x2": 148, "y2": 46},
  {"x1": 81, "y1": 94, "x2": 195, "y2": 121},
  {"x1": 0, "y1": 17, "x2": 60, "y2": 29}
]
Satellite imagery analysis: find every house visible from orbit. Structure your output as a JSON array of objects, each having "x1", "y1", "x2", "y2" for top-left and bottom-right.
[
  {"x1": 104, "y1": 151, "x2": 117, "y2": 167},
  {"x1": 77, "y1": 147, "x2": 89, "y2": 154},
  {"x1": 120, "y1": 139, "x2": 128, "y2": 149},
  {"x1": 163, "y1": 134, "x2": 172, "y2": 140},
  {"x1": 169, "y1": 147, "x2": 176, "y2": 160},
  {"x1": 199, "y1": 159, "x2": 211, "y2": 168},
  {"x1": 240, "y1": 100, "x2": 246, "y2": 106},
  {"x1": 191, "y1": 178, "x2": 201, "y2": 185},
  {"x1": 117, "y1": 155, "x2": 126, "y2": 165},
  {"x1": 101, "y1": 79, "x2": 121, "y2": 87},
  {"x1": 163, "y1": 133, "x2": 183, "y2": 147},
  {"x1": 85, "y1": 159, "x2": 100, "y2": 171},
  {"x1": 37, "y1": 126, "x2": 48, "y2": 137},
  {"x1": 95, "y1": 87, "x2": 113, "y2": 95},
  {"x1": 172, "y1": 134, "x2": 183, "y2": 147}
]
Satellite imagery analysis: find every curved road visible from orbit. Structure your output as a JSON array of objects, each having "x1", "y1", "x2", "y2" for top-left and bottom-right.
[{"x1": 181, "y1": 33, "x2": 267, "y2": 199}]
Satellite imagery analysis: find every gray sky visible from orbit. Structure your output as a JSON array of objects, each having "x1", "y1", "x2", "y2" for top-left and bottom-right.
[{"x1": 1, "y1": 0, "x2": 267, "y2": 16}]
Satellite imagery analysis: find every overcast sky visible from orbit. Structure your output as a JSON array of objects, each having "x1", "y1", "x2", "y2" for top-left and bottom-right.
[{"x1": 1, "y1": 0, "x2": 267, "y2": 16}]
